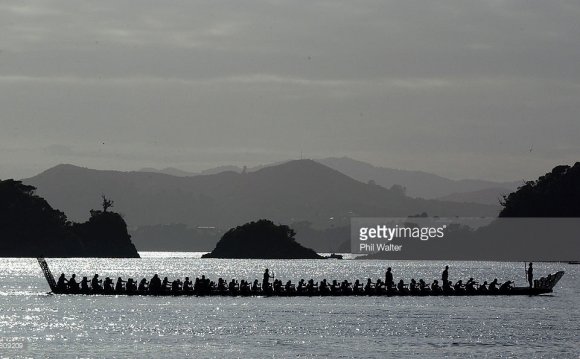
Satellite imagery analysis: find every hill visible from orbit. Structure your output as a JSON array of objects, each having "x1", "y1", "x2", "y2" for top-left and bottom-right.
[
  {"x1": 0, "y1": 179, "x2": 139, "y2": 257},
  {"x1": 25, "y1": 160, "x2": 498, "y2": 226},
  {"x1": 317, "y1": 157, "x2": 519, "y2": 200},
  {"x1": 138, "y1": 157, "x2": 517, "y2": 203},
  {"x1": 24, "y1": 160, "x2": 499, "y2": 251},
  {"x1": 500, "y1": 162, "x2": 580, "y2": 217}
]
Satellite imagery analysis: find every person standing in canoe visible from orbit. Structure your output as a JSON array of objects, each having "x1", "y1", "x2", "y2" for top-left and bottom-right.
[
  {"x1": 442, "y1": 265, "x2": 449, "y2": 288},
  {"x1": 263, "y1": 268, "x2": 274, "y2": 292},
  {"x1": 527, "y1": 262, "x2": 534, "y2": 288},
  {"x1": 385, "y1": 267, "x2": 394, "y2": 290}
]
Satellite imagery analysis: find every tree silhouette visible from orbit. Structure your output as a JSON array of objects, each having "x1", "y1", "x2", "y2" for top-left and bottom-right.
[{"x1": 101, "y1": 195, "x2": 114, "y2": 212}]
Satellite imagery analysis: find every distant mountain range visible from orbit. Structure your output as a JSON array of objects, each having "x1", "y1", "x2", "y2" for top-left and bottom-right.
[
  {"x1": 316, "y1": 157, "x2": 519, "y2": 200},
  {"x1": 140, "y1": 157, "x2": 519, "y2": 202},
  {"x1": 23, "y1": 160, "x2": 506, "y2": 251},
  {"x1": 23, "y1": 160, "x2": 499, "y2": 251}
]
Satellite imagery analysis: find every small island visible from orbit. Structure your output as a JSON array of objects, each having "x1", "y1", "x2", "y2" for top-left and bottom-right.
[
  {"x1": 202, "y1": 219, "x2": 323, "y2": 259},
  {"x1": 0, "y1": 179, "x2": 139, "y2": 258}
]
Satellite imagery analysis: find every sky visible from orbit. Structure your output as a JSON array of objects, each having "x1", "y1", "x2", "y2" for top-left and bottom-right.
[{"x1": 0, "y1": 0, "x2": 578, "y2": 181}]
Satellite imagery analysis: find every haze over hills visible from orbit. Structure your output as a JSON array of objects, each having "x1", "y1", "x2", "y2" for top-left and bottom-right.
[
  {"x1": 24, "y1": 160, "x2": 498, "y2": 230},
  {"x1": 139, "y1": 167, "x2": 198, "y2": 177},
  {"x1": 437, "y1": 187, "x2": 513, "y2": 206},
  {"x1": 316, "y1": 157, "x2": 519, "y2": 199},
  {"x1": 139, "y1": 165, "x2": 243, "y2": 177},
  {"x1": 140, "y1": 157, "x2": 518, "y2": 202}
]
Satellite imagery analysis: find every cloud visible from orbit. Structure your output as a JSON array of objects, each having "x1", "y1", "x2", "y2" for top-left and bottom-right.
[{"x1": 0, "y1": 0, "x2": 578, "y2": 181}]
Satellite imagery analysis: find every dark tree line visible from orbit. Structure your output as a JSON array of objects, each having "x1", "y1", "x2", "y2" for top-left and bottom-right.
[{"x1": 499, "y1": 162, "x2": 580, "y2": 217}]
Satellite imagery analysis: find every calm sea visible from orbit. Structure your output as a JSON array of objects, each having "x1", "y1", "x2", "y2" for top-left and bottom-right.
[{"x1": 0, "y1": 253, "x2": 578, "y2": 358}]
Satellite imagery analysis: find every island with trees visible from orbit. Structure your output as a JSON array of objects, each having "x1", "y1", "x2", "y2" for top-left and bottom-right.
[
  {"x1": 500, "y1": 162, "x2": 580, "y2": 217},
  {"x1": 202, "y1": 219, "x2": 323, "y2": 259},
  {"x1": 0, "y1": 179, "x2": 139, "y2": 258}
]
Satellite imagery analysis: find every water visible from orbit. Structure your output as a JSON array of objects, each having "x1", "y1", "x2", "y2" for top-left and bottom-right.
[{"x1": 0, "y1": 253, "x2": 578, "y2": 358}]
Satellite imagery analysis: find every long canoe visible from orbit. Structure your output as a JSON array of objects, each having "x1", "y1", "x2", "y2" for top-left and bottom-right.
[{"x1": 37, "y1": 257, "x2": 564, "y2": 297}]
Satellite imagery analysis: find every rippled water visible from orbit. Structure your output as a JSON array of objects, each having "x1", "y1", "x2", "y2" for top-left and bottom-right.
[{"x1": 0, "y1": 253, "x2": 578, "y2": 358}]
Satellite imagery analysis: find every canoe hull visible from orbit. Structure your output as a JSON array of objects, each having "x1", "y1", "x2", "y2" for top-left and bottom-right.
[
  {"x1": 38, "y1": 258, "x2": 564, "y2": 298},
  {"x1": 48, "y1": 287, "x2": 554, "y2": 297}
]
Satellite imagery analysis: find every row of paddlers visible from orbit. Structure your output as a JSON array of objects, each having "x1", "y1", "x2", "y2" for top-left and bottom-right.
[{"x1": 54, "y1": 274, "x2": 525, "y2": 296}]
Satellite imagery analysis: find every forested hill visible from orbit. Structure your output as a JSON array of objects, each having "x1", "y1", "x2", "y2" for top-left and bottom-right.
[
  {"x1": 0, "y1": 179, "x2": 139, "y2": 258},
  {"x1": 500, "y1": 162, "x2": 580, "y2": 217},
  {"x1": 25, "y1": 160, "x2": 499, "y2": 232}
]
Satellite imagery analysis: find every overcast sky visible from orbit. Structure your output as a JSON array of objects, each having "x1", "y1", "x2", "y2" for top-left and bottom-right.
[{"x1": 0, "y1": 0, "x2": 578, "y2": 181}]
